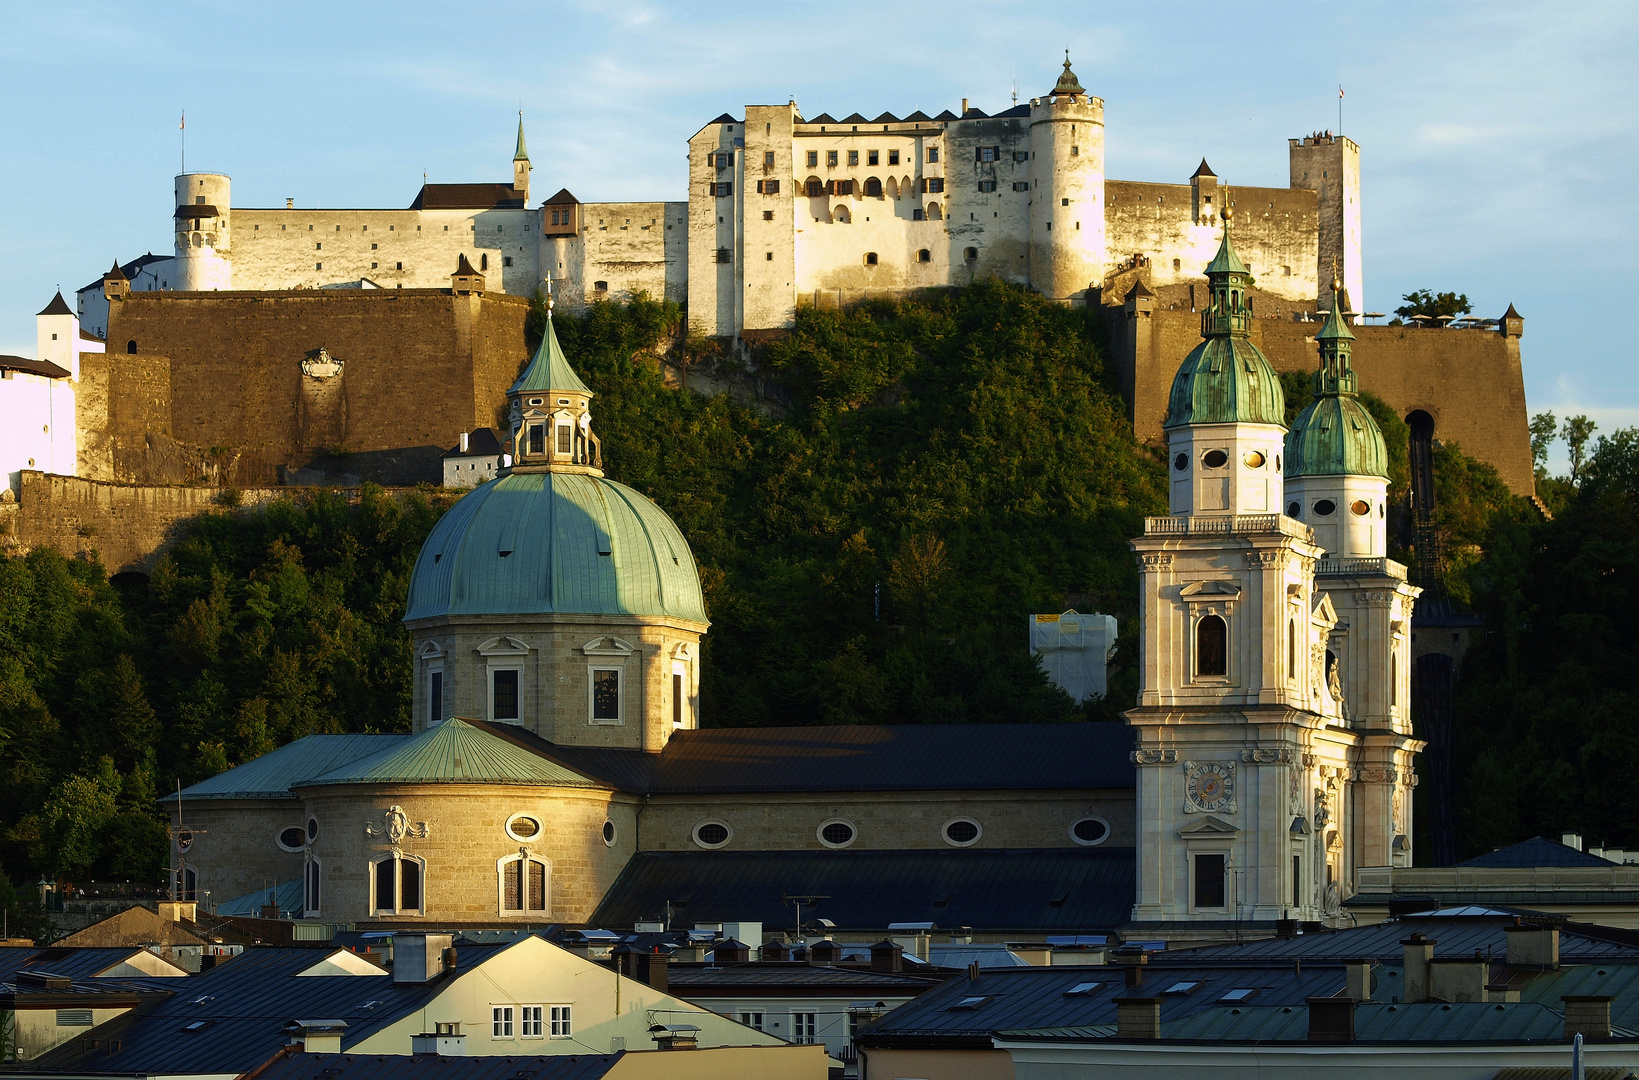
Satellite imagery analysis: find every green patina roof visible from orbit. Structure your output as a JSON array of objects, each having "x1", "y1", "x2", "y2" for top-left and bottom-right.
[
  {"x1": 297, "y1": 719, "x2": 602, "y2": 788},
  {"x1": 1164, "y1": 336, "x2": 1286, "y2": 428},
  {"x1": 514, "y1": 116, "x2": 529, "y2": 163},
  {"x1": 171, "y1": 734, "x2": 407, "y2": 801},
  {"x1": 1285, "y1": 301, "x2": 1387, "y2": 478},
  {"x1": 508, "y1": 316, "x2": 590, "y2": 397},
  {"x1": 404, "y1": 470, "x2": 709, "y2": 625},
  {"x1": 1203, "y1": 230, "x2": 1248, "y2": 275}
]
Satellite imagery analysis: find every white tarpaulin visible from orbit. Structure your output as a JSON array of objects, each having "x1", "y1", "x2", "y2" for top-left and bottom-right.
[{"x1": 1029, "y1": 610, "x2": 1117, "y2": 703}]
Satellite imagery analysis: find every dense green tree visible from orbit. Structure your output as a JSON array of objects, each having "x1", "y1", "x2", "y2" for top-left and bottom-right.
[{"x1": 1394, "y1": 289, "x2": 1472, "y2": 322}]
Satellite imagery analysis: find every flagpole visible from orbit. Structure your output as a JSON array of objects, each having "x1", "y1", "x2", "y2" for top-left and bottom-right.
[
  {"x1": 1338, "y1": 86, "x2": 1343, "y2": 136},
  {"x1": 181, "y1": 111, "x2": 186, "y2": 174}
]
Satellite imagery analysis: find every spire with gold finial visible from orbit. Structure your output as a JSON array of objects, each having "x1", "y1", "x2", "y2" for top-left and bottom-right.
[
  {"x1": 1200, "y1": 207, "x2": 1254, "y2": 339},
  {"x1": 505, "y1": 272, "x2": 600, "y2": 473},
  {"x1": 1051, "y1": 50, "x2": 1085, "y2": 97}
]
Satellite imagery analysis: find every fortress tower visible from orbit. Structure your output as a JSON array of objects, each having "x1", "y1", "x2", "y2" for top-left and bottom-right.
[
  {"x1": 1290, "y1": 134, "x2": 1361, "y2": 312},
  {"x1": 1028, "y1": 55, "x2": 1107, "y2": 303},
  {"x1": 174, "y1": 173, "x2": 232, "y2": 291}
]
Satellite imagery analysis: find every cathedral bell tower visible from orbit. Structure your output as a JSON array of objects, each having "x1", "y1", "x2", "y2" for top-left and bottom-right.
[{"x1": 1128, "y1": 218, "x2": 1360, "y2": 934}]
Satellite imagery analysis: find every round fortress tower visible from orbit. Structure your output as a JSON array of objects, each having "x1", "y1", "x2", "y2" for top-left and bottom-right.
[
  {"x1": 1028, "y1": 55, "x2": 1106, "y2": 304},
  {"x1": 174, "y1": 173, "x2": 232, "y2": 291}
]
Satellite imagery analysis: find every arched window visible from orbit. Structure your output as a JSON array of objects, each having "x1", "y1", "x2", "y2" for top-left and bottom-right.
[
  {"x1": 917, "y1": 249, "x2": 931, "y2": 263},
  {"x1": 498, "y1": 853, "x2": 549, "y2": 916},
  {"x1": 126, "y1": 340, "x2": 137, "y2": 354},
  {"x1": 864, "y1": 177, "x2": 882, "y2": 197},
  {"x1": 1196, "y1": 615, "x2": 1227, "y2": 677},
  {"x1": 480, "y1": 253, "x2": 489, "y2": 272},
  {"x1": 927, "y1": 202, "x2": 942, "y2": 220},
  {"x1": 833, "y1": 206, "x2": 851, "y2": 224},
  {"x1": 864, "y1": 252, "x2": 878, "y2": 265},
  {"x1": 1287, "y1": 619, "x2": 1297, "y2": 681},
  {"x1": 303, "y1": 856, "x2": 321, "y2": 918},
  {"x1": 370, "y1": 852, "x2": 425, "y2": 916},
  {"x1": 1390, "y1": 651, "x2": 1398, "y2": 706}
]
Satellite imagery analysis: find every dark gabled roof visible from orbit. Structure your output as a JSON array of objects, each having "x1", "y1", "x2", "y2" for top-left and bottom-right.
[
  {"x1": 839, "y1": 112, "x2": 869, "y2": 124},
  {"x1": 105, "y1": 259, "x2": 129, "y2": 282},
  {"x1": 709, "y1": 113, "x2": 737, "y2": 125},
  {"x1": 174, "y1": 733, "x2": 407, "y2": 801},
  {"x1": 1457, "y1": 836, "x2": 1615, "y2": 868},
  {"x1": 1503, "y1": 302, "x2": 1523, "y2": 319},
  {"x1": 443, "y1": 427, "x2": 502, "y2": 459},
  {"x1": 590, "y1": 847, "x2": 1136, "y2": 933},
  {"x1": 78, "y1": 252, "x2": 173, "y2": 294},
  {"x1": 409, "y1": 183, "x2": 525, "y2": 210},
  {"x1": 1168, "y1": 915, "x2": 1639, "y2": 965},
  {"x1": 247, "y1": 1048, "x2": 623, "y2": 1080},
  {"x1": 543, "y1": 187, "x2": 580, "y2": 206},
  {"x1": 644, "y1": 722, "x2": 1135, "y2": 793},
  {"x1": 0, "y1": 355, "x2": 70, "y2": 379},
  {"x1": 1151, "y1": 1000, "x2": 1570, "y2": 1043},
  {"x1": 860, "y1": 963, "x2": 1348, "y2": 1044},
  {"x1": 806, "y1": 113, "x2": 836, "y2": 124},
  {"x1": 454, "y1": 253, "x2": 480, "y2": 276},
  {"x1": 174, "y1": 204, "x2": 221, "y2": 218},
  {"x1": 1125, "y1": 280, "x2": 1155, "y2": 300},
  {"x1": 0, "y1": 946, "x2": 184, "y2": 985},
  {"x1": 871, "y1": 111, "x2": 900, "y2": 123},
  {"x1": 995, "y1": 104, "x2": 1031, "y2": 118},
  {"x1": 933, "y1": 109, "x2": 959, "y2": 121},
  {"x1": 961, "y1": 107, "x2": 989, "y2": 118},
  {"x1": 902, "y1": 110, "x2": 932, "y2": 122},
  {"x1": 1192, "y1": 158, "x2": 1217, "y2": 179},
  {"x1": 31, "y1": 943, "x2": 512, "y2": 1075},
  {"x1": 667, "y1": 962, "x2": 943, "y2": 994},
  {"x1": 38, "y1": 291, "x2": 72, "y2": 316}
]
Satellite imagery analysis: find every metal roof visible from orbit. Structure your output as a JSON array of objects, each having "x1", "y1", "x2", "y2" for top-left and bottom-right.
[
  {"x1": 1458, "y1": 836, "x2": 1616, "y2": 868},
  {"x1": 1155, "y1": 1000, "x2": 1569, "y2": 1043},
  {"x1": 248, "y1": 1049, "x2": 622, "y2": 1080},
  {"x1": 591, "y1": 847, "x2": 1136, "y2": 933},
  {"x1": 0, "y1": 947, "x2": 184, "y2": 984},
  {"x1": 174, "y1": 734, "x2": 406, "y2": 802},
  {"x1": 0, "y1": 355, "x2": 71, "y2": 379},
  {"x1": 216, "y1": 877, "x2": 304, "y2": 917},
  {"x1": 667, "y1": 963, "x2": 941, "y2": 994},
  {"x1": 1167, "y1": 915, "x2": 1639, "y2": 965},
  {"x1": 640, "y1": 722, "x2": 1135, "y2": 794},
  {"x1": 860, "y1": 963, "x2": 1348, "y2": 1044},
  {"x1": 1164, "y1": 335, "x2": 1285, "y2": 429},
  {"x1": 1517, "y1": 963, "x2": 1639, "y2": 1032},
  {"x1": 31, "y1": 943, "x2": 513, "y2": 1075},
  {"x1": 509, "y1": 314, "x2": 590, "y2": 397},
  {"x1": 298, "y1": 719, "x2": 604, "y2": 789},
  {"x1": 403, "y1": 471, "x2": 709, "y2": 626}
]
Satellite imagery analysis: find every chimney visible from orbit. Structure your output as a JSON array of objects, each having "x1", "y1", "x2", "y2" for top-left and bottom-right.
[
  {"x1": 1275, "y1": 918, "x2": 1298, "y2": 939},
  {"x1": 411, "y1": 1022, "x2": 465, "y2": 1056},
  {"x1": 284, "y1": 1020, "x2": 346, "y2": 1053},
  {"x1": 962, "y1": 98, "x2": 969, "y2": 116},
  {"x1": 759, "y1": 941, "x2": 789, "y2": 962},
  {"x1": 1563, "y1": 996, "x2": 1613, "y2": 1040},
  {"x1": 459, "y1": 431, "x2": 470, "y2": 453},
  {"x1": 1345, "y1": 960, "x2": 1373, "y2": 1001},
  {"x1": 870, "y1": 939, "x2": 904, "y2": 974},
  {"x1": 611, "y1": 943, "x2": 642, "y2": 978},
  {"x1": 199, "y1": 953, "x2": 218, "y2": 973},
  {"x1": 393, "y1": 934, "x2": 454, "y2": 984},
  {"x1": 1116, "y1": 998, "x2": 1161, "y2": 1039},
  {"x1": 1400, "y1": 933, "x2": 1435, "y2": 1003},
  {"x1": 1430, "y1": 955, "x2": 1490, "y2": 1003},
  {"x1": 722, "y1": 922, "x2": 762, "y2": 947},
  {"x1": 1562, "y1": 832, "x2": 1584, "y2": 852},
  {"x1": 1307, "y1": 997, "x2": 1357, "y2": 1043},
  {"x1": 637, "y1": 949, "x2": 669, "y2": 993},
  {"x1": 1113, "y1": 947, "x2": 1147, "y2": 987},
  {"x1": 810, "y1": 939, "x2": 841, "y2": 965},
  {"x1": 1506, "y1": 925, "x2": 1560, "y2": 969},
  {"x1": 712, "y1": 938, "x2": 750, "y2": 964},
  {"x1": 651, "y1": 1024, "x2": 700, "y2": 1051}
]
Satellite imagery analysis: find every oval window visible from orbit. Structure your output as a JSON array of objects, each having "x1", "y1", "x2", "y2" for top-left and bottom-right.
[
  {"x1": 1275, "y1": 455, "x2": 1281, "y2": 472},
  {"x1": 307, "y1": 818, "x2": 319, "y2": 842},
  {"x1": 278, "y1": 826, "x2": 307, "y2": 852},
  {"x1": 1287, "y1": 502, "x2": 1301, "y2": 517},
  {"x1": 603, "y1": 820, "x2": 617, "y2": 846},
  {"x1": 1244, "y1": 451, "x2": 1266, "y2": 468},
  {"x1": 694, "y1": 821, "x2": 731, "y2": 848},
  {"x1": 506, "y1": 814, "x2": 542, "y2": 841},
  {"x1": 943, "y1": 819, "x2": 981, "y2": 847},
  {"x1": 1202, "y1": 449, "x2": 1229, "y2": 469},
  {"x1": 1174, "y1": 452, "x2": 1189, "y2": 471},
  {"x1": 818, "y1": 820, "x2": 856, "y2": 848},
  {"x1": 1351, "y1": 499, "x2": 1371, "y2": 516},
  {"x1": 1070, "y1": 817, "x2": 1110, "y2": 846},
  {"x1": 1313, "y1": 500, "x2": 1337, "y2": 516},
  {"x1": 178, "y1": 830, "x2": 195, "y2": 852}
]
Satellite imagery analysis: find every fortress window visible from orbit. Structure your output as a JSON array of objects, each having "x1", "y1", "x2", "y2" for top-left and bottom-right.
[
  {"x1": 503, "y1": 256, "x2": 513, "y2": 267},
  {"x1": 765, "y1": 252, "x2": 773, "y2": 260},
  {"x1": 335, "y1": 225, "x2": 341, "y2": 231},
  {"x1": 928, "y1": 147, "x2": 940, "y2": 163},
  {"x1": 1014, "y1": 150, "x2": 1029, "y2": 162},
  {"x1": 867, "y1": 150, "x2": 879, "y2": 165},
  {"x1": 921, "y1": 177, "x2": 944, "y2": 194},
  {"x1": 315, "y1": 262, "x2": 322, "y2": 270},
  {"x1": 848, "y1": 150, "x2": 859, "y2": 165},
  {"x1": 978, "y1": 181, "x2": 997, "y2": 192},
  {"x1": 977, "y1": 146, "x2": 999, "y2": 162},
  {"x1": 889, "y1": 149, "x2": 900, "y2": 165},
  {"x1": 763, "y1": 210, "x2": 775, "y2": 221},
  {"x1": 491, "y1": 668, "x2": 520, "y2": 721},
  {"x1": 827, "y1": 150, "x2": 838, "y2": 167},
  {"x1": 396, "y1": 262, "x2": 403, "y2": 270},
  {"x1": 1196, "y1": 614, "x2": 1227, "y2": 677},
  {"x1": 807, "y1": 150, "x2": 818, "y2": 167},
  {"x1": 1061, "y1": 198, "x2": 1070, "y2": 207},
  {"x1": 1071, "y1": 145, "x2": 1080, "y2": 156},
  {"x1": 590, "y1": 667, "x2": 622, "y2": 723},
  {"x1": 1013, "y1": 182, "x2": 1030, "y2": 191},
  {"x1": 1174, "y1": 259, "x2": 1181, "y2": 271},
  {"x1": 480, "y1": 254, "x2": 488, "y2": 271},
  {"x1": 371, "y1": 243, "x2": 377, "y2": 249},
  {"x1": 711, "y1": 182, "x2": 733, "y2": 197},
  {"x1": 917, "y1": 249, "x2": 931, "y2": 263},
  {"x1": 865, "y1": 252, "x2": 878, "y2": 265},
  {"x1": 371, "y1": 262, "x2": 378, "y2": 269},
  {"x1": 715, "y1": 248, "x2": 732, "y2": 264},
  {"x1": 963, "y1": 246, "x2": 978, "y2": 261},
  {"x1": 443, "y1": 225, "x2": 448, "y2": 231},
  {"x1": 913, "y1": 208, "x2": 925, "y2": 221},
  {"x1": 315, "y1": 243, "x2": 322, "y2": 250},
  {"x1": 757, "y1": 179, "x2": 780, "y2": 194},
  {"x1": 864, "y1": 177, "x2": 881, "y2": 197},
  {"x1": 127, "y1": 340, "x2": 137, "y2": 354}
]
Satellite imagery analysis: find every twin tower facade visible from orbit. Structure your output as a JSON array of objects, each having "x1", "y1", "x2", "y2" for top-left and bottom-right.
[{"x1": 159, "y1": 59, "x2": 1358, "y2": 342}]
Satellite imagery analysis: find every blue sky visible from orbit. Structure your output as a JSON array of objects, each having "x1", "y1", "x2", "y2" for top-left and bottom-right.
[{"x1": 4, "y1": 1, "x2": 1635, "y2": 466}]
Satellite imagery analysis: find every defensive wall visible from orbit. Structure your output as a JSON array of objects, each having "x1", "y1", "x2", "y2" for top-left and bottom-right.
[
  {"x1": 105, "y1": 287, "x2": 529, "y2": 485},
  {"x1": 1109, "y1": 298, "x2": 1534, "y2": 495}
]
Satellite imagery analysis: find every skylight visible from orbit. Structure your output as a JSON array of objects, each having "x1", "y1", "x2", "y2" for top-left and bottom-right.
[
  {"x1": 1064, "y1": 982, "x2": 1103, "y2": 996},
  {"x1": 1161, "y1": 981, "x2": 1199, "y2": 995},
  {"x1": 950, "y1": 996, "x2": 992, "y2": 1010},
  {"x1": 1220, "y1": 988, "x2": 1259, "y2": 1002}
]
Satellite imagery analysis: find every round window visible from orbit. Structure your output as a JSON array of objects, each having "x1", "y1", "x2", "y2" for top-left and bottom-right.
[
  {"x1": 1173, "y1": 452, "x2": 1188, "y2": 471},
  {"x1": 1350, "y1": 499, "x2": 1371, "y2": 516},
  {"x1": 818, "y1": 820, "x2": 856, "y2": 848},
  {"x1": 1313, "y1": 500, "x2": 1337, "y2": 516},
  {"x1": 693, "y1": 821, "x2": 731, "y2": 848},
  {"x1": 506, "y1": 814, "x2": 542, "y2": 841},
  {"x1": 1070, "y1": 817, "x2": 1110, "y2": 846},
  {"x1": 943, "y1": 818, "x2": 981, "y2": 847},
  {"x1": 1287, "y1": 502, "x2": 1301, "y2": 517},
  {"x1": 277, "y1": 826, "x2": 307, "y2": 852},
  {"x1": 307, "y1": 818, "x2": 319, "y2": 842},
  {"x1": 1202, "y1": 449, "x2": 1229, "y2": 469},
  {"x1": 602, "y1": 820, "x2": 617, "y2": 846},
  {"x1": 178, "y1": 830, "x2": 194, "y2": 853},
  {"x1": 1243, "y1": 450, "x2": 1266, "y2": 469}
]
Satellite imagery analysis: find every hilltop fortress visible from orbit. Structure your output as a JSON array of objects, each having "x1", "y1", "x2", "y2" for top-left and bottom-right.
[{"x1": 34, "y1": 58, "x2": 1528, "y2": 512}]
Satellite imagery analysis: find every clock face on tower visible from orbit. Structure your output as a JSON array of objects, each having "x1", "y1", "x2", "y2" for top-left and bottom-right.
[{"x1": 1184, "y1": 760, "x2": 1236, "y2": 814}]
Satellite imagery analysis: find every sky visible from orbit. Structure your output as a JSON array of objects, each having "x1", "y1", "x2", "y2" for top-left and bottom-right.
[{"x1": 3, "y1": 1, "x2": 1635, "y2": 469}]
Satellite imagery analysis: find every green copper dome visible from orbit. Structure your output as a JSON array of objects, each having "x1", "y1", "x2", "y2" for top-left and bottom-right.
[
  {"x1": 1284, "y1": 300, "x2": 1388, "y2": 479},
  {"x1": 404, "y1": 470, "x2": 708, "y2": 626},
  {"x1": 1163, "y1": 228, "x2": 1286, "y2": 429}
]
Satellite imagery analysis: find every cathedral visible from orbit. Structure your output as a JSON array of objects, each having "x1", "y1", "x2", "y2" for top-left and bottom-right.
[{"x1": 170, "y1": 223, "x2": 1416, "y2": 940}]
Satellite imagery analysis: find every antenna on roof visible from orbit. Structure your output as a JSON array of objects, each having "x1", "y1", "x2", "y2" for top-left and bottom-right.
[{"x1": 1011, "y1": 69, "x2": 1018, "y2": 106}]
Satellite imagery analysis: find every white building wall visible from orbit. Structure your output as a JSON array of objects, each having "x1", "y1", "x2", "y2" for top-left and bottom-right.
[{"x1": 0, "y1": 370, "x2": 76, "y2": 493}]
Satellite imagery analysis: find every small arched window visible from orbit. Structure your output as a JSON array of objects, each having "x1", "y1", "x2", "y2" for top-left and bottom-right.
[
  {"x1": 498, "y1": 853, "x2": 549, "y2": 916},
  {"x1": 480, "y1": 253, "x2": 488, "y2": 272},
  {"x1": 127, "y1": 340, "x2": 137, "y2": 354},
  {"x1": 865, "y1": 252, "x2": 878, "y2": 265},
  {"x1": 1288, "y1": 619, "x2": 1297, "y2": 681},
  {"x1": 963, "y1": 245, "x2": 977, "y2": 260},
  {"x1": 1390, "y1": 652, "x2": 1398, "y2": 707},
  {"x1": 303, "y1": 856, "x2": 322, "y2": 918},
  {"x1": 1196, "y1": 615, "x2": 1227, "y2": 677},
  {"x1": 917, "y1": 249, "x2": 931, "y2": 263}
]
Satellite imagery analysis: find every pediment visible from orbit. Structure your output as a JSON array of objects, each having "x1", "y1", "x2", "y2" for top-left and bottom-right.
[
  {"x1": 418, "y1": 640, "x2": 445, "y2": 659},
  {"x1": 1178, "y1": 815, "x2": 1239, "y2": 837},
  {"x1": 582, "y1": 635, "x2": 634, "y2": 657},
  {"x1": 670, "y1": 641, "x2": 695, "y2": 661},
  {"x1": 1180, "y1": 579, "x2": 1242, "y2": 600},
  {"x1": 1311, "y1": 592, "x2": 1339, "y2": 627},
  {"x1": 477, "y1": 635, "x2": 531, "y2": 656}
]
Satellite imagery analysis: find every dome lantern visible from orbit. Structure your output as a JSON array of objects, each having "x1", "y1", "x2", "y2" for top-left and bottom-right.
[{"x1": 506, "y1": 274, "x2": 602, "y2": 474}]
